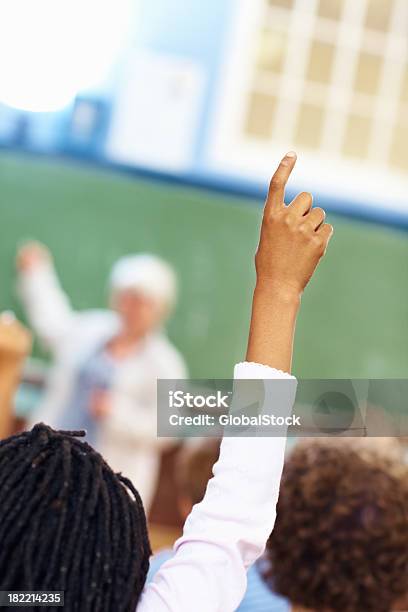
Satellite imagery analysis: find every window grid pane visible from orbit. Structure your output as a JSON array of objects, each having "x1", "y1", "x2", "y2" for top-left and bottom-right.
[
  {"x1": 365, "y1": 0, "x2": 393, "y2": 32},
  {"x1": 317, "y1": 0, "x2": 344, "y2": 21},
  {"x1": 242, "y1": 0, "x2": 408, "y2": 172},
  {"x1": 244, "y1": 92, "x2": 277, "y2": 139}
]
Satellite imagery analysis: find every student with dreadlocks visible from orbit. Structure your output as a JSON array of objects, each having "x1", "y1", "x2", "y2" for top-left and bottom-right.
[
  {"x1": 0, "y1": 425, "x2": 150, "y2": 611},
  {"x1": 0, "y1": 152, "x2": 334, "y2": 611}
]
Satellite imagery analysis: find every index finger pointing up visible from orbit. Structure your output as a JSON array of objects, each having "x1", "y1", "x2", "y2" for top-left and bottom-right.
[{"x1": 266, "y1": 151, "x2": 297, "y2": 212}]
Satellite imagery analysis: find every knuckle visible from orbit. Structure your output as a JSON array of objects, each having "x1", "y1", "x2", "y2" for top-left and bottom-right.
[
  {"x1": 312, "y1": 234, "x2": 324, "y2": 250},
  {"x1": 263, "y1": 212, "x2": 276, "y2": 227},
  {"x1": 270, "y1": 175, "x2": 283, "y2": 189},
  {"x1": 283, "y1": 213, "x2": 293, "y2": 227}
]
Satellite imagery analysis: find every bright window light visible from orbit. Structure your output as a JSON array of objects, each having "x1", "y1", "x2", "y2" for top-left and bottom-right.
[{"x1": 0, "y1": 0, "x2": 133, "y2": 112}]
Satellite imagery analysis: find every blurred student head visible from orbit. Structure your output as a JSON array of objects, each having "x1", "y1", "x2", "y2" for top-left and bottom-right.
[
  {"x1": 175, "y1": 439, "x2": 220, "y2": 519},
  {"x1": 109, "y1": 254, "x2": 177, "y2": 337},
  {"x1": 0, "y1": 424, "x2": 150, "y2": 611},
  {"x1": 264, "y1": 439, "x2": 408, "y2": 612}
]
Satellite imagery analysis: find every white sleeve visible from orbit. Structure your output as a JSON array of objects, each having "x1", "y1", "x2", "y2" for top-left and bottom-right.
[
  {"x1": 17, "y1": 265, "x2": 76, "y2": 353},
  {"x1": 137, "y1": 361, "x2": 297, "y2": 612}
]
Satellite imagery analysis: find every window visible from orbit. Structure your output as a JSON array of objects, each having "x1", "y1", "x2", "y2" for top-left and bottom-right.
[
  {"x1": 389, "y1": 108, "x2": 408, "y2": 170},
  {"x1": 342, "y1": 113, "x2": 372, "y2": 158},
  {"x1": 257, "y1": 28, "x2": 288, "y2": 73},
  {"x1": 241, "y1": 0, "x2": 404, "y2": 158},
  {"x1": 354, "y1": 52, "x2": 382, "y2": 95},
  {"x1": 245, "y1": 92, "x2": 277, "y2": 138},
  {"x1": 365, "y1": 0, "x2": 393, "y2": 32},
  {"x1": 268, "y1": 0, "x2": 294, "y2": 9},
  {"x1": 317, "y1": 0, "x2": 344, "y2": 21},
  {"x1": 307, "y1": 41, "x2": 335, "y2": 83},
  {"x1": 401, "y1": 69, "x2": 408, "y2": 104},
  {"x1": 295, "y1": 103, "x2": 325, "y2": 148},
  {"x1": 209, "y1": 0, "x2": 408, "y2": 203}
]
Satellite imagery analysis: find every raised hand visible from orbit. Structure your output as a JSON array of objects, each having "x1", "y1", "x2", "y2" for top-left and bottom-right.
[
  {"x1": 16, "y1": 241, "x2": 52, "y2": 273},
  {"x1": 0, "y1": 313, "x2": 32, "y2": 362},
  {"x1": 255, "y1": 151, "x2": 333, "y2": 297},
  {"x1": 247, "y1": 152, "x2": 334, "y2": 372}
]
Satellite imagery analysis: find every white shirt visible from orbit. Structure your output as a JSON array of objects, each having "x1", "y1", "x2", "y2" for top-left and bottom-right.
[{"x1": 137, "y1": 361, "x2": 297, "y2": 611}]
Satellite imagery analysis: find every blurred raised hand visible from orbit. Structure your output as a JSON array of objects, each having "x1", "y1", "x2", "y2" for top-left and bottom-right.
[
  {"x1": 16, "y1": 241, "x2": 52, "y2": 273},
  {"x1": 0, "y1": 314, "x2": 32, "y2": 439},
  {"x1": 0, "y1": 313, "x2": 32, "y2": 363}
]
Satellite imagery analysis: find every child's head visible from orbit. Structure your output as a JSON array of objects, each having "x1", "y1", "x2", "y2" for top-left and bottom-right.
[
  {"x1": 264, "y1": 439, "x2": 408, "y2": 612},
  {"x1": 175, "y1": 439, "x2": 220, "y2": 519},
  {"x1": 0, "y1": 424, "x2": 151, "y2": 611}
]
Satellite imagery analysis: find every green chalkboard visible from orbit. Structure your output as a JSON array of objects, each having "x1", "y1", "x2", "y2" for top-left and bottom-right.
[{"x1": 0, "y1": 152, "x2": 407, "y2": 378}]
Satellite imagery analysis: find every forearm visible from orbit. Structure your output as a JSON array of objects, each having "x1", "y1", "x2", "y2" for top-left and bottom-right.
[
  {"x1": 17, "y1": 265, "x2": 74, "y2": 349},
  {"x1": 246, "y1": 280, "x2": 301, "y2": 373},
  {"x1": 0, "y1": 359, "x2": 23, "y2": 438}
]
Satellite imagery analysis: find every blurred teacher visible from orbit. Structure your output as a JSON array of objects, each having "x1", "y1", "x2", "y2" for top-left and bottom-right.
[{"x1": 17, "y1": 243, "x2": 187, "y2": 509}]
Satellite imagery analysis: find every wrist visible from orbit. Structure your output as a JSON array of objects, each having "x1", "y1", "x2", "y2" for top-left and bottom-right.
[
  {"x1": 0, "y1": 356, "x2": 24, "y2": 372},
  {"x1": 247, "y1": 279, "x2": 300, "y2": 372},
  {"x1": 254, "y1": 278, "x2": 302, "y2": 309}
]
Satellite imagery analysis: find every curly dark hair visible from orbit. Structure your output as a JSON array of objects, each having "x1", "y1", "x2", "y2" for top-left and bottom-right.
[
  {"x1": 264, "y1": 440, "x2": 408, "y2": 612},
  {"x1": 0, "y1": 424, "x2": 151, "y2": 612}
]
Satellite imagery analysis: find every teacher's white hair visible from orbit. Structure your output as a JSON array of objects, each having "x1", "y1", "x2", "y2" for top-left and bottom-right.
[{"x1": 109, "y1": 254, "x2": 178, "y2": 310}]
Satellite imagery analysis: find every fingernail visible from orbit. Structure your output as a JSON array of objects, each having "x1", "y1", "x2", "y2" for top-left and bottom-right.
[{"x1": 285, "y1": 151, "x2": 297, "y2": 158}]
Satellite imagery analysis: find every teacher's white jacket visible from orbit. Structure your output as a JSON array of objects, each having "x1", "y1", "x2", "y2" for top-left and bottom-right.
[{"x1": 18, "y1": 264, "x2": 187, "y2": 508}]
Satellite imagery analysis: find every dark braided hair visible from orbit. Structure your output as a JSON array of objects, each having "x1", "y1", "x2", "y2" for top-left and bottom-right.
[{"x1": 0, "y1": 423, "x2": 151, "y2": 611}]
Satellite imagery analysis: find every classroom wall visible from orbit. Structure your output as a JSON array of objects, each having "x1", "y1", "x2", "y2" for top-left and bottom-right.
[
  {"x1": 0, "y1": 152, "x2": 407, "y2": 378},
  {"x1": 0, "y1": 0, "x2": 235, "y2": 166},
  {"x1": 134, "y1": 0, "x2": 235, "y2": 170}
]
